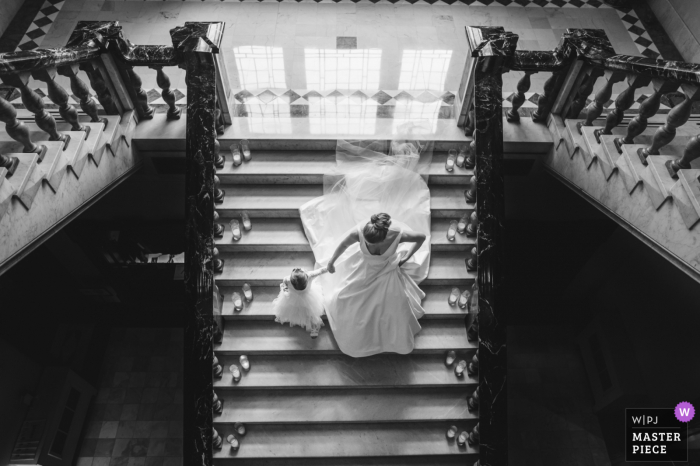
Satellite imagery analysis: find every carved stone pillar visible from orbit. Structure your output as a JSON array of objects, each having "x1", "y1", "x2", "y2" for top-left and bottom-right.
[
  {"x1": 466, "y1": 25, "x2": 515, "y2": 466},
  {"x1": 172, "y1": 21, "x2": 226, "y2": 466}
]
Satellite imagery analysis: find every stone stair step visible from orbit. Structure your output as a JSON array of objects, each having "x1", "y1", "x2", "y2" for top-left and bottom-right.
[
  {"x1": 641, "y1": 156, "x2": 679, "y2": 210},
  {"x1": 598, "y1": 135, "x2": 623, "y2": 180},
  {"x1": 216, "y1": 320, "x2": 473, "y2": 355},
  {"x1": 213, "y1": 456, "x2": 473, "y2": 466},
  {"x1": 213, "y1": 353, "x2": 477, "y2": 389},
  {"x1": 212, "y1": 422, "x2": 478, "y2": 460},
  {"x1": 215, "y1": 218, "x2": 475, "y2": 252},
  {"x1": 214, "y1": 387, "x2": 476, "y2": 423},
  {"x1": 217, "y1": 184, "x2": 473, "y2": 218},
  {"x1": 4, "y1": 153, "x2": 42, "y2": 210},
  {"x1": 670, "y1": 169, "x2": 700, "y2": 229},
  {"x1": 0, "y1": 168, "x2": 13, "y2": 219},
  {"x1": 617, "y1": 144, "x2": 647, "y2": 194},
  {"x1": 216, "y1": 150, "x2": 473, "y2": 185},
  {"x1": 39, "y1": 141, "x2": 72, "y2": 193},
  {"x1": 219, "y1": 284, "x2": 471, "y2": 320},
  {"x1": 214, "y1": 251, "x2": 474, "y2": 286}
]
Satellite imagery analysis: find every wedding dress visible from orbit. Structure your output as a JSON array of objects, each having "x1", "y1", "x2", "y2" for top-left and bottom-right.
[{"x1": 299, "y1": 130, "x2": 433, "y2": 357}]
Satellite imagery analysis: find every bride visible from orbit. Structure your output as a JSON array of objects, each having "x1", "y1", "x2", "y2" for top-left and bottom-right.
[{"x1": 299, "y1": 134, "x2": 433, "y2": 357}]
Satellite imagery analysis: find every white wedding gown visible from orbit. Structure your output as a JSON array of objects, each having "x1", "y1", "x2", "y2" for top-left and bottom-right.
[{"x1": 299, "y1": 136, "x2": 433, "y2": 357}]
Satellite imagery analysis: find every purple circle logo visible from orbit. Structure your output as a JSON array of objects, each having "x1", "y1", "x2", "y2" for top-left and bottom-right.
[{"x1": 675, "y1": 402, "x2": 695, "y2": 422}]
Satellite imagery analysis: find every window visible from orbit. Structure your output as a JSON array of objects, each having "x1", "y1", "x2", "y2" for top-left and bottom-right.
[
  {"x1": 305, "y1": 49, "x2": 382, "y2": 90},
  {"x1": 233, "y1": 46, "x2": 286, "y2": 89},
  {"x1": 398, "y1": 50, "x2": 453, "y2": 91}
]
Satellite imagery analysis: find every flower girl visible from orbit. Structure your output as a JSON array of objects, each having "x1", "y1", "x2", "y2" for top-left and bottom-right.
[{"x1": 273, "y1": 266, "x2": 328, "y2": 338}]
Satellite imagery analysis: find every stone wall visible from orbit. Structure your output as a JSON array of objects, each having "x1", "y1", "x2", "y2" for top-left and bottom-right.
[
  {"x1": 647, "y1": 0, "x2": 700, "y2": 64},
  {"x1": 0, "y1": 0, "x2": 24, "y2": 39}
]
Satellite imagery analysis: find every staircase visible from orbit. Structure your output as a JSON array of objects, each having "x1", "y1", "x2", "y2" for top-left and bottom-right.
[
  {"x1": 546, "y1": 114, "x2": 700, "y2": 278},
  {"x1": 0, "y1": 107, "x2": 139, "y2": 274},
  {"x1": 211, "y1": 143, "x2": 479, "y2": 465}
]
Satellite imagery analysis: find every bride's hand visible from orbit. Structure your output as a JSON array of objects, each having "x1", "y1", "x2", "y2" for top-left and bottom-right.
[{"x1": 327, "y1": 263, "x2": 335, "y2": 274}]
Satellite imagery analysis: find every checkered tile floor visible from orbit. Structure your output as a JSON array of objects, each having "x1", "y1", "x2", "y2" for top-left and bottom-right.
[
  {"x1": 15, "y1": 0, "x2": 65, "y2": 52},
  {"x1": 616, "y1": 7, "x2": 661, "y2": 59},
  {"x1": 75, "y1": 328, "x2": 183, "y2": 466}
]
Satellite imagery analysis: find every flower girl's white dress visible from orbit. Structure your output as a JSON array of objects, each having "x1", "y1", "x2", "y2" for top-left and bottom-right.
[{"x1": 273, "y1": 269, "x2": 326, "y2": 332}]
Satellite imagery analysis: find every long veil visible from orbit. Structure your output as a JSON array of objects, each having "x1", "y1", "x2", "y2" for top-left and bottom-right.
[{"x1": 299, "y1": 122, "x2": 434, "y2": 284}]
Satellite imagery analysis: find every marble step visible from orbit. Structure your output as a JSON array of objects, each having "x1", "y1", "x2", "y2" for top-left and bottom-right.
[
  {"x1": 212, "y1": 422, "x2": 478, "y2": 461},
  {"x1": 213, "y1": 353, "x2": 478, "y2": 389},
  {"x1": 640, "y1": 155, "x2": 681, "y2": 210},
  {"x1": 216, "y1": 320, "x2": 473, "y2": 355},
  {"x1": 214, "y1": 387, "x2": 476, "y2": 423},
  {"x1": 3, "y1": 153, "x2": 42, "y2": 210},
  {"x1": 214, "y1": 251, "x2": 474, "y2": 286},
  {"x1": 213, "y1": 457, "x2": 473, "y2": 466},
  {"x1": 617, "y1": 144, "x2": 647, "y2": 194},
  {"x1": 670, "y1": 169, "x2": 700, "y2": 229},
  {"x1": 216, "y1": 184, "x2": 473, "y2": 218},
  {"x1": 216, "y1": 150, "x2": 472, "y2": 185},
  {"x1": 218, "y1": 284, "x2": 472, "y2": 320},
  {"x1": 0, "y1": 168, "x2": 12, "y2": 219},
  {"x1": 215, "y1": 218, "x2": 475, "y2": 252}
]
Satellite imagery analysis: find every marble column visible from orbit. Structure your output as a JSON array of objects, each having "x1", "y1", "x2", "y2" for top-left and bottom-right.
[
  {"x1": 466, "y1": 26, "x2": 518, "y2": 466},
  {"x1": 171, "y1": 21, "x2": 225, "y2": 466}
]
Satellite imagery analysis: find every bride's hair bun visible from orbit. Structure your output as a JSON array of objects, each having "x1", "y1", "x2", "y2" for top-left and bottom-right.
[
  {"x1": 364, "y1": 213, "x2": 391, "y2": 244},
  {"x1": 371, "y1": 213, "x2": 391, "y2": 231}
]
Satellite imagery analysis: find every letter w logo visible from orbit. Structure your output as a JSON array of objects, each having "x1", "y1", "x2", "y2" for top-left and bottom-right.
[{"x1": 680, "y1": 408, "x2": 691, "y2": 417}]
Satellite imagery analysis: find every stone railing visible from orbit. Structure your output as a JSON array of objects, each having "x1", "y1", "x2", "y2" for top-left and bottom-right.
[
  {"x1": 1, "y1": 20, "x2": 230, "y2": 465},
  {"x1": 456, "y1": 26, "x2": 700, "y2": 462}
]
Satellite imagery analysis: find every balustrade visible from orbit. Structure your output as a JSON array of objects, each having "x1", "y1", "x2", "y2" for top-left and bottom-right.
[
  {"x1": 613, "y1": 79, "x2": 679, "y2": 153},
  {"x1": 151, "y1": 65, "x2": 181, "y2": 120},
  {"x1": 2, "y1": 73, "x2": 68, "y2": 149},
  {"x1": 576, "y1": 70, "x2": 625, "y2": 134},
  {"x1": 594, "y1": 74, "x2": 651, "y2": 143},
  {"x1": 638, "y1": 85, "x2": 700, "y2": 165},
  {"x1": 33, "y1": 67, "x2": 87, "y2": 135},
  {"x1": 58, "y1": 63, "x2": 108, "y2": 128},
  {"x1": 533, "y1": 70, "x2": 566, "y2": 123},
  {"x1": 566, "y1": 68, "x2": 603, "y2": 119},
  {"x1": 0, "y1": 95, "x2": 44, "y2": 170},
  {"x1": 506, "y1": 72, "x2": 532, "y2": 123}
]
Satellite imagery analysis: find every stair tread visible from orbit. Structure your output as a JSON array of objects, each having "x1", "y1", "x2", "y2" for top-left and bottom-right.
[
  {"x1": 214, "y1": 387, "x2": 476, "y2": 423},
  {"x1": 212, "y1": 422, "x2": 478, "y2": 459},
  {"x1": 218, "y1": 285, "x2": 471, "y2": 319},
  {"x1": 214, "y1": 251, "x2": 474, "y2": 285},
  {"x1": 216, "y1": 184, "x2": 472, "y2": 216},
  {"x1": 212, "y1": 457, "x2": 474, "y2": 466},
  {"x1": 213, "y1": 353, "x2": 477, "y2": 388},
  {"x1": 215, "y1": 218, "x2": 474, "y2": 251},
  {"x1": 216, "y1": 320, "x2": 473, "y2": 354},
  {"x1": 216, "y1": 151, "x2": 472, "y2": 184}
]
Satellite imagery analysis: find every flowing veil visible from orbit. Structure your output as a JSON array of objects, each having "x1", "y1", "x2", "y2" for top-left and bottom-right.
[{"x1": 300, "y1": 122, "x2": 434, "y2": 286}]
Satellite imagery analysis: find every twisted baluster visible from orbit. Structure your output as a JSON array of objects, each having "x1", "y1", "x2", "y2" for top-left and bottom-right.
[
  {"x1": 33, "y1": 67, "x2": 86, "y2": 133},
  {"x1": 58, "y1": 63, "x2": 108, "y2": 127},
  {"x1": 0, "y1": 94, "x2": 40, "y2": 155},
  {"x1": 638, "y1": 85, "x2": 700, "y2": 164},
  {"x1": 150, "y1": 65, "x2": 181, "y2": 120},
  {"x1": 79, "y1": 61, "x2": 119, "y2": 114},
  {"x1": 614, "y1": 80, "x2": 678, "y2": 153},
  {"x1": 576, "y1": 71, "x2": 625, "y2": 133},
  {"x1": 566, "y1": 68, "x2": 603, "y2": 119},
  {"x1": 2, "y1": 73, "x2": 67, "y2": 144},
  {"x1": 126, "y1": 67, "x2": 154, "y2": 120},
  {"x1": 506, "y1": 72, "x2": 532, "y2": 123},
  {"x1": 532, "y1": 69, "x2": 565, "y2": 123},
  {"x1": 666, "y1": 134, "x2": 700, "y2": 178},
  {"x1": 594, "y1": 74, "x2": 651, "y2": 143}
]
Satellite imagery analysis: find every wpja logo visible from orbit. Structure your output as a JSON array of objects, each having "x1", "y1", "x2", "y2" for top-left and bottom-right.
[{"x1": 626, "y1": 403, "x2": 692, "y2": 462}]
